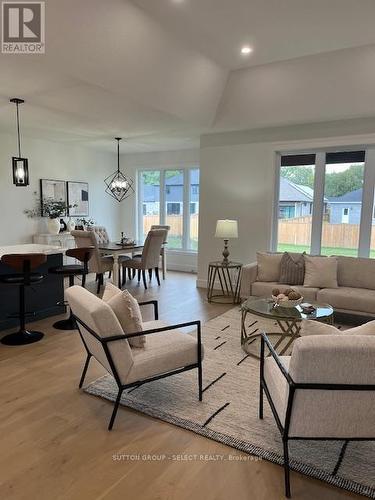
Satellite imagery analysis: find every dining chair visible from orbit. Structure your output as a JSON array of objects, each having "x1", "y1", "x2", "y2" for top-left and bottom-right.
[
  {"x1": 150, "y1": 224, "x2": 170, "y2": 280},
  {"x1": 87, "y1": 226, "x2": 110, "y2": 244},
  {"x1": 71, "y1": 230, "x2": 129, "y2": 293},
  {"x1": 122, "y1": 229, "x2": 166, "y2": 290},
  {"x1": 128, "y1": 225, "x2": 169, "y2": 284}
]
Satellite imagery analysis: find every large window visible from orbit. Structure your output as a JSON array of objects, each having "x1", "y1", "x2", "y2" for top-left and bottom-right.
[
  {"x1": 273, "y1": 150, "x2": 375, "y2": 257},
  {"x1": 277, "y1": 154, "x2": 315, "y2": 254},
  {"x1": 139, "y1": 171, "x2": 160, "y2": 236},
  {"x1": 321, "y1": 153, "x2": 364, "y2": 256},
  {"x1": 189, "y1": 169, "x2": 199, "y2": 251},
  {"x1": 138, "y1": 167, "x2": 199, "y2": 252}
]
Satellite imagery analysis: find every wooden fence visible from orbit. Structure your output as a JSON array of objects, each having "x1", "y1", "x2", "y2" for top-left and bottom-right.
[
  {"x1": 278, "y1": 216, "x2": 375, "y2": 249},
  {"x1": 144, "y1": 214, "x2": 199, "y2": 239}
]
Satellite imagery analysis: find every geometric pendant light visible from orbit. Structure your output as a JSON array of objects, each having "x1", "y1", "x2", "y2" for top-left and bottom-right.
[
  {"x1": 10, "y1": 97, "x2": 29, "y2": 187},
  {"x1": 104, "y1": 137, "x2": 134, "y2": 202}
]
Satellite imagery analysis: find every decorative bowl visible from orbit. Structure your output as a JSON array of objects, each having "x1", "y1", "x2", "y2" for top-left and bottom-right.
[{"x1": 271, "y1": 296, "x2": 304, "y2": 308}]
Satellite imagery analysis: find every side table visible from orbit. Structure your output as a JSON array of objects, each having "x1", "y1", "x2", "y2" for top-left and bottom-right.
[{"x1": 207, "y1": 261, "x2": 242, "y2": 304}]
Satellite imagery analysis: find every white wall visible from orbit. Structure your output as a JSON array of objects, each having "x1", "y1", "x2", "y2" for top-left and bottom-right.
[
  {"x1": 0, "y1": 132, "x2": 121, "y2": 245},
  {"x1": 120, "y1": 148, "x2": 200, "y2": 272},
  {"x1": 197, "y1": 121, "x2": 375, "y2": 286}
]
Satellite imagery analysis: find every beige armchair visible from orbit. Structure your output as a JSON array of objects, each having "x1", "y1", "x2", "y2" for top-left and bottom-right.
[
  {"x1": 66, "y1": 285, "x2": 203, "y2": 430},
  {"x1": 260, "y1": 332, "x2": 375, "y2": 497},
  {"x1": 122, "y1": 229, "x2": 166, "y2": 290},
  {"x1": 71, "y1": 230, "x2": 127, "y2": 294}
]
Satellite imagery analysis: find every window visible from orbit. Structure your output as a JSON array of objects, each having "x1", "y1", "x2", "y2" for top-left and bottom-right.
[
  {"x1": 165, "y1": 170, "x2": 184, "y2": 249},
  {"x1": 138, "y1": 167, "x2": 199, "y2": 252},
  {"x1": 139, "y1": 171, "x2": 160, "y2": 240},
  {"x1": 276, "y1": 154, "x2": 316, "y2": 253},
  {"x1": 273, "y1": 150, "x2": 375, "y2": 258},
  {"x1": 189, "y1": 169, "x2": 199, "y2": 250},
  {"x1": 321, "y1": 152, "x2": 364, "y2": 256},
  {"x1": 167, "y1": 202, "x2": 181, "y2": 215}
]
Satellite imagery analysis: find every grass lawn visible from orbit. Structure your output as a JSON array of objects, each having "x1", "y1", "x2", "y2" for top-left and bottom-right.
[
  {"x1": 167, "y1": 236, "x2": 198, "y2": 251},
  {"x1": 278, "y1": 243, "x2": 375, "y2": 258}
]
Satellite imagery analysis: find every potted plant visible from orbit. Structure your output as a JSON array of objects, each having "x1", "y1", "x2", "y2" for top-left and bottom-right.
[
  {"x1": 75, "y1": 217, "x2": 95, "y2": 230},
  {"x1": 24, "y1": 193, "x2": 77, "y2": 235}
]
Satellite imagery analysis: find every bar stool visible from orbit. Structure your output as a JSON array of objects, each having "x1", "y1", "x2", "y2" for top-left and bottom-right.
[
  {"x1": 0, "y1": 253, "x2": 47, "y2": 346},
  {"x1": 49, "y1": 247, "x2": 94, "y2": 330}
]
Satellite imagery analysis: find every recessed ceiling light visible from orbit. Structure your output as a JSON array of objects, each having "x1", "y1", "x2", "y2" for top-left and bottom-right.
[{"x1": 241, "y1": 46, "x2": 253, "y2": 55}]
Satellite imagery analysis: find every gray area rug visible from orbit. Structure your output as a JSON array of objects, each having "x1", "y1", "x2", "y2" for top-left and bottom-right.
[{"x1": 84, "y1": 307, "x2": 375, "y2": 498}]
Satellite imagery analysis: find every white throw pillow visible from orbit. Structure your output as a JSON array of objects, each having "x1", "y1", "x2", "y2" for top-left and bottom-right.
[
  {"x1": 102, "y1": 282, "x2": 121, "y2": 302},
  {"x1": 303, "y1": 255, "x2": 338, "y2": 288},
  {"x1": 300, "y1": 319, "x2": 341, "y2": 337},
  {"x1": 106, "y1": 289, "x2": 145, "y2": 348},
  {"x1": 257, "y1": 252, "x2": 282, "y2": 282}
]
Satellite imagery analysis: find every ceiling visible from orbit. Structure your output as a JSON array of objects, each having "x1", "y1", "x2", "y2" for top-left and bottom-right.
[
  {"x1": 1, "y1": 0, "x2": 375, "y2": 153},
  {"x1": 131, "y1": 0, "x2": 375, "y2": 70}
]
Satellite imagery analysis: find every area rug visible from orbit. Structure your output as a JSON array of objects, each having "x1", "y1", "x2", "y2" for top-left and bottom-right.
[{"x1": 84, "y1": 307, "x2": 375, "y2": 498}]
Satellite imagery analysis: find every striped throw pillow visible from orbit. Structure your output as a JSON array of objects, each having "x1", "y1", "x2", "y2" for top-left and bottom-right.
[{"x1": 279, "y1": 252, "x2": 305, "y2": 285}]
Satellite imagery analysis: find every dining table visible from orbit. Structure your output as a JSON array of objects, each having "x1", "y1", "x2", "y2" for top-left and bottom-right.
[{"x1": 98, "y1": 242, "x2": 144, "y2": 287}]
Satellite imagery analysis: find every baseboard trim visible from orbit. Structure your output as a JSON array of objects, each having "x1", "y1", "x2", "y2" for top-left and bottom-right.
[
  {"x1": 196, "y1": 278, "x2": 207, "y2": 289},
  {"x1": 167, "y1": 264, "x2": 197, "y2": 273}
]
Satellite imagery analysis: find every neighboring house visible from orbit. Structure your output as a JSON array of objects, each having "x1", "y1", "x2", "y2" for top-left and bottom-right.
[
  {"x1": 142, "y1": 170, "x2": 199, "y2": 216},
  {"x1": 328, "y1": 188, "x2": 365, "y2": 224},
  {"x1": 279, "y1": 177, "x2": 317, "y2": 219}
]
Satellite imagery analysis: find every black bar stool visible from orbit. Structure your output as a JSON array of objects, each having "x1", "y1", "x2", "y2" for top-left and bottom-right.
[
  {"x1": 49, "y1": 247, "x2": 94, "y2": 330},
  {"x1": 0, "y1": 253, "x2": 47, "y2": 346}
]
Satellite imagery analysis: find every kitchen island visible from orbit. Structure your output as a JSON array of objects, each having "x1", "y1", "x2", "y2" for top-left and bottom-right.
[{"x1": 0, "y1": 244, "x2": 65, "y2": 331}]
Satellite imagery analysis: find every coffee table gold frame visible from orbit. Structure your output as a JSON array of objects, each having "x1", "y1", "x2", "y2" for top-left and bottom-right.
[{"x1": 241, "y1": 299, "x2": 334, "y2": 359}]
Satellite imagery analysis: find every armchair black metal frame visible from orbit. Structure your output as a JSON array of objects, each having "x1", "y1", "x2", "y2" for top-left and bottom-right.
[
  {"x1": 73, "y1": 300, "x2": 203, "y2": 430},
  {"x1": 259, "y1": 332, "x2": 375, "y2": 498}
]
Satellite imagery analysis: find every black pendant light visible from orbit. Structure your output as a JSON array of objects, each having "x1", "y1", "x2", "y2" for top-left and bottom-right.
[
  {"x1": 104, "y1": 137, "x2": 134, "y2": 202},
  {"x1": 10, "y1": 97, "x2": 29, "y2": 187}
]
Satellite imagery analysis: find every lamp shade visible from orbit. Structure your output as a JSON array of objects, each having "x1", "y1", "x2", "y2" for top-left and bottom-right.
[{"x1": 215, "y1": 219, "x2": 238, "y2": 239}]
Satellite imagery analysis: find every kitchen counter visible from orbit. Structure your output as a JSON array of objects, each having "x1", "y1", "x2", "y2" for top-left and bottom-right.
[
  {"x1": 0, "y1": 243, "x2": 64, "y2": 258},
  {"x1": 0, "y1": 245, "x2": 65, "y2": 331}
]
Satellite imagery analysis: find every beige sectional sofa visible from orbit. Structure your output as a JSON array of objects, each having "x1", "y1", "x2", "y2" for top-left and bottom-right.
[{"x1": 240, "y1": 253, "x2": 375, "y2": 318}]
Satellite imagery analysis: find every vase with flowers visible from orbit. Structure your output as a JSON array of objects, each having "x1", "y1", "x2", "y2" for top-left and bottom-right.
[{"x1": 24, "y1": 192, "x2": 77, "y2": 235}]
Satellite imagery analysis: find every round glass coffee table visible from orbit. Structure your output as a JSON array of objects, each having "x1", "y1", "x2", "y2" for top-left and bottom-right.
[{"x1": 241, "y1": 297, "x2": 334, "y2": 359}]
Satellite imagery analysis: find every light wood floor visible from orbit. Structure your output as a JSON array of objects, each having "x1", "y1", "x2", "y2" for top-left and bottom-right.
[{"x1": 0, "y1": 272, "x2": 357, "y2": 500}]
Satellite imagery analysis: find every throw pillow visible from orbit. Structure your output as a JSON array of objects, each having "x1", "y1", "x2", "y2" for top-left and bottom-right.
[
  {"x1": 106, "y1": 290, "x2": 145, "y2": 348},
  {"x1": 102, "y1": 282, "x2": 121, "y2": 302},
  {"x1": 257, "y1": 252, "x2": 283, "y2": 282},
  {"x1": 279, "y1": 252, "x2": 305, "y2": 285},
  {"x1": 303, "y1": 255, "x2": 338, "y2": 288}
]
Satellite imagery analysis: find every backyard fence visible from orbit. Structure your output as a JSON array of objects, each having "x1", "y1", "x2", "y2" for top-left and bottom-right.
[
  {"x1": 278, "y1": 216, "x2": 375, "y2": 249},
  {"x1": 144, "y1": 214, "x2": 199, "y2": 239}
]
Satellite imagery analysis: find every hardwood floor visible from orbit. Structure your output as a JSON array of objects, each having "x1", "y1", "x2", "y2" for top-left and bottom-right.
[{"x1": 0, "y1": 272, "x2": 356, "y2": 500}]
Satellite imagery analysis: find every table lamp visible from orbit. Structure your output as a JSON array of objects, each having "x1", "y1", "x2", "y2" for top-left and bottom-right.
[{"x1": 215, "y1": 219, "x2": 238, "y2": 264}]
